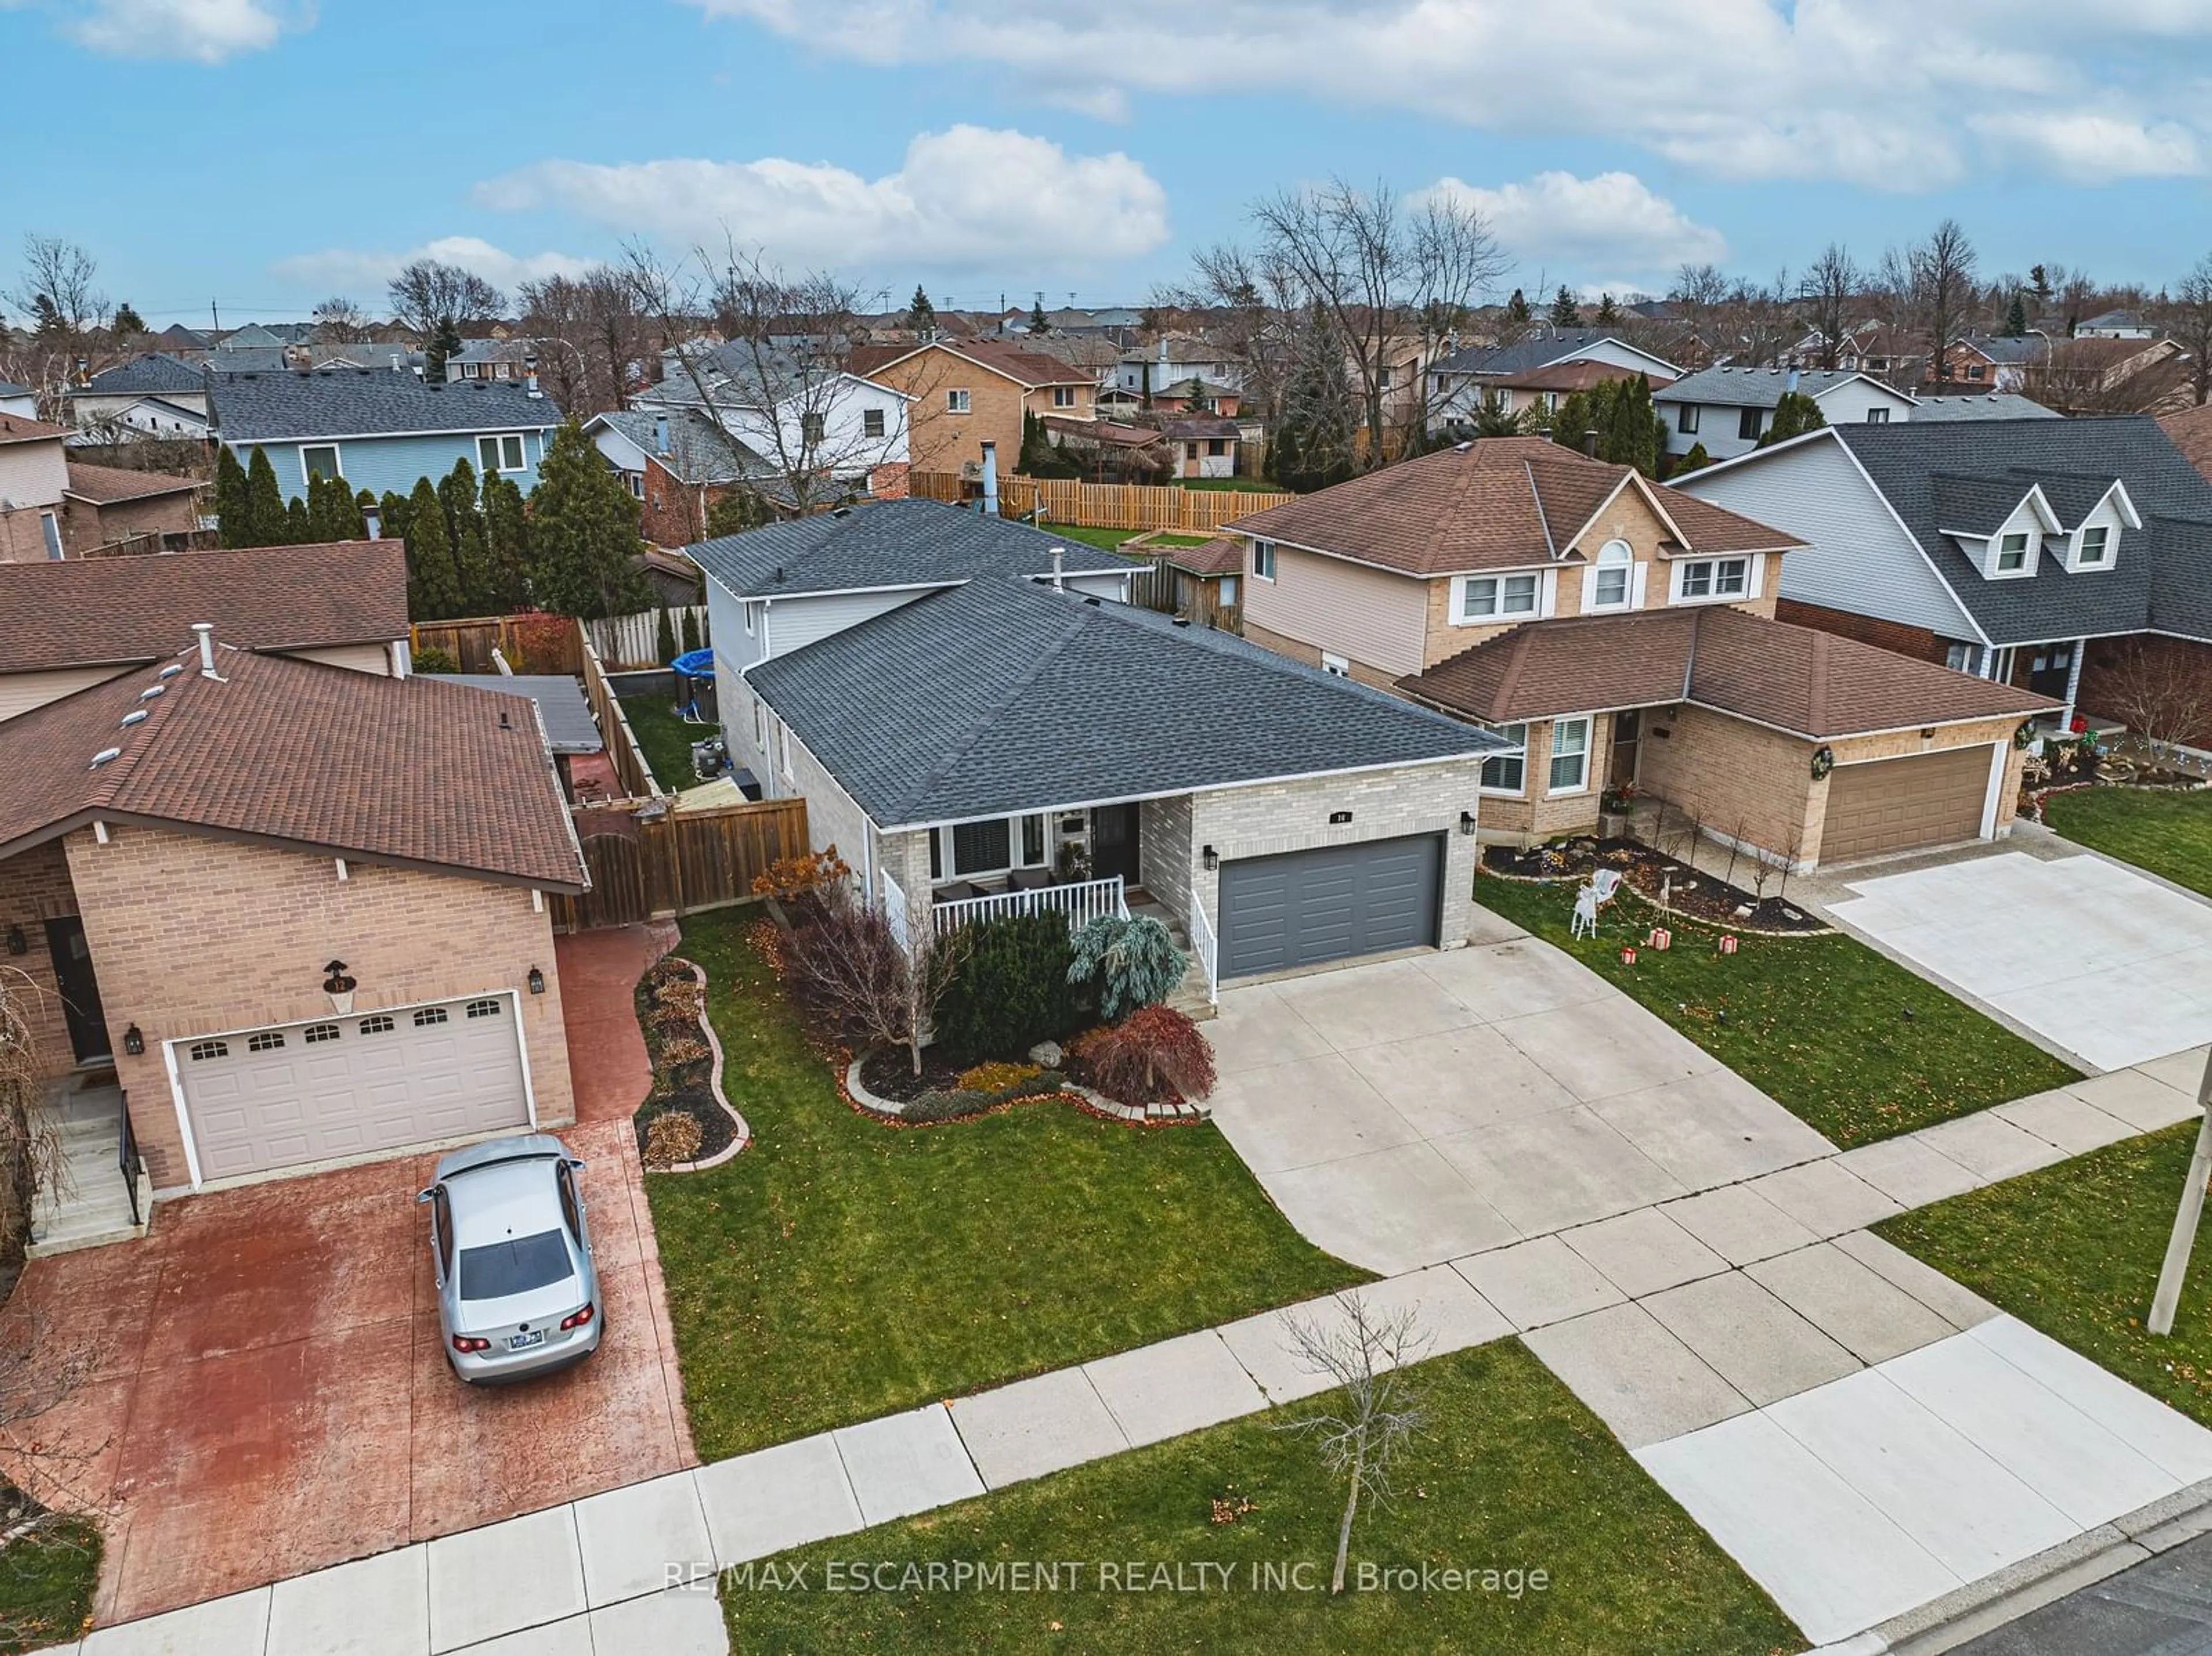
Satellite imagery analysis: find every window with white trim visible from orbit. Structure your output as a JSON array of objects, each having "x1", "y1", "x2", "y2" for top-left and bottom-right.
[
  {"x1": 1052, "y1": 386, "x2": 1076, "y2": 407},
  {"x1": 478, "y1": 433, "x2": 527, "y2": 475},
  {"x1": 1480, "y1": 722, "x2": 1527, "y2": 794},
  {"x1": 945, "y1": 389, "x2": 971, "y2": 413},
  {"x1": 188, "y1": 1039, "x2": 229, "y2": 1061},
  {"x1": 934, "y1": 813, "x2": 1051, "y2": 881},
  {"x1": 1865, "y1": 408, "x2": 1891, "y2": 424},
  {"x1": 358, "y1": 1014, "x2": 395, "y2": 1035},
  {"x1": 1322, "y1": 652, "x2": 1350, "y2": 677},
  {"x1": 862, "y1": 407, "x2": 886, "y2": 438},
  {"x1": 39, "y1": 511, "x2": 61, "y2": 560},
  {"x1": 624, "y1": 471, "x2": 643, "y2": 500},
  {"x1": 1676, "y1": 403, "x2": 1699, "y2": 435},
  {"x1": 413, "y1": 1006, "x2": 449, "y2": 1028},
  {"x1": 466, "y1": 998, "x2": 502, "y2": 1018},
  {"x1": 1252, "y1": 540, "x2": 1276, "y2": 581},
  {"x1": 1548, "y1": 716, "x2": 1592, "y2": 794},
  {"x1": 1944, "y1": 641, "x2": 1974, "y2": 672},
  {"x1": 304, "y1": 1024, "x2": 340, "y2": 1044},
  {"x1": 248, "y1": 1030, "x2": 286, "y2": 1052},
  {"x1": 1995, "y1": 531, "x2": 2029, "y2": 573},
  {"x1": 1737, "y1": 407, "x2": 1763, "y2": 442},
  {"x1": 301, "y1": 444, "x2": 340, "y2": 482},
  {"x1": 1459, "y1": 573, "x2": 1539, "y2": 622},
  {"x1": 2077, "y1": 524, "x2": 2112, "y2": 566},
  {"x1": 1676, "y1": 557, "x2": 1749, "y2": 600},
  {"x1": 1587, "y1": 540, "x2": 1633, "y2": 611}
]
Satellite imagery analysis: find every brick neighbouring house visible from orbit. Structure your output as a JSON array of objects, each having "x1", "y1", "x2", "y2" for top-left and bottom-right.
[
  {"x1": 1677, "y1": 415, "x2": 2212, "y2": 753},
  {"x1": 587, "y1": 406, "x2": 790, "y2": 547},
  {"x1": 0, "y1": 414, "x2": 200, "y2": 562},
  {"x1": 1222, "y1": 438, "x2": 2054, "y2": 869},
  {"x1": 0, "y1": 555, "x2": 587, "y2": 1248},
  {"x1": 850, "y1": 338, "x2": 1095, "y2": 476}
]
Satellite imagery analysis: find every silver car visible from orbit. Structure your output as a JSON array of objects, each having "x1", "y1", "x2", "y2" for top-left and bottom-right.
[{"x1": 418, "y1": 1134, "x2": 603, "y2": 1384}]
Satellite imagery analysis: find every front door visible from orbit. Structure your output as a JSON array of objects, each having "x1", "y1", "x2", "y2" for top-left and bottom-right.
[
  {"x1": 2028, "y1": 643, "x2": 2075, "y2": 701},
  {"x1": 44, "y1": 917, "x2": 111, "y2": 1064},
  {"x1": 1091, "y1": 803, "x2": 1141, "y2": 886},
  {"x1": 1609, "y1": 710, "x2": 1641, "y2": 787}
]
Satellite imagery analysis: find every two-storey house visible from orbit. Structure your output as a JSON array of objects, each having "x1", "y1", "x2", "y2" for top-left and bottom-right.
[
  {"x1": 1225, "y1": 438, "x2": 2052, "y2": 870},
  {"x1": 851, "y1": 339, "x2": 1089, "y2": 476},
  {"x1": 1654, "y1": 367, "x2": 1919, "y2": 461}
]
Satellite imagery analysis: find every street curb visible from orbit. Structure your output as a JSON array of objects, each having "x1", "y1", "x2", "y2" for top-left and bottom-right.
[{"x1": 1873, "y1": 1477, "x2": 2212, "y2": 1655}]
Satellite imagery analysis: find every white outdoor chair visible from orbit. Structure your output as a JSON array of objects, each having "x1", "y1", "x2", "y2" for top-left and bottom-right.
[{"x1": 1570, "y1": 884, "x2": 1601, "y2": 939}]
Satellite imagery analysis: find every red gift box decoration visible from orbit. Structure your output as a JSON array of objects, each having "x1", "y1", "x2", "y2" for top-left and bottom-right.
[
  {"x1": 1647, "y1": 927, "x2": 1672, "y2": 950},
  {"x1": 1717, "y1": 934, "x2": 1739, "y2": 954}
]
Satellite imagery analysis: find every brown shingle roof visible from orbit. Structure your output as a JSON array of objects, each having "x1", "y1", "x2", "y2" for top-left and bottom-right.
[
  {"x1": 1224, "y1": 439, "x2": 1802, "y2": 575},
  {"x1": 1493, "y1": 360, "x2": 1677, "y2": 393},
  {"x1": 0, "y1": 413, "x2": 69, "y2": 446},
  {"x1": 1400, "y1": 605, "x2": 2055, "y2": 737},
  {"x1": 0, "y1": 540, "x2": 408, "y2": 673},
  {"x1": 1158, "y1": 536, "x2": 1247, "y2": 577},
  {"x1": 0, "y1": 645, "x2": 585, "y2": 889},
  {"x1": 854, "y1": 338, "x2": 1090, "y2": 389},
  {"x1": 61, "y1": 460, "x2": 200, "y2": 504},
  {"x1": 2160, "y1": 404, "x2": 2212, "y2": 483}
]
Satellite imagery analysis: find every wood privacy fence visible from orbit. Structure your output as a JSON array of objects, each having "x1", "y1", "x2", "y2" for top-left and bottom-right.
[
  {"x1": 411, "y1": 614, "x2": 585, "y2": 676},
  {"x1": 588, "y1": 605, "x2": 710, "y2": 671},
  {"x1": 551, "y1": 798, "x2": 809, "y2": 931},
  {"x1": 908, "y1": 472, "x2": 1294, "y2": 533},
  {"x1": 578, "y1": 631, "x2": 661, "y2": 800}
]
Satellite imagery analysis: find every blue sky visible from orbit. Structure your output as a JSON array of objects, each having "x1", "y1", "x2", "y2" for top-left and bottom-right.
[{"x1": 4, "y1": 0, "x2": 2211, "y2": 325}]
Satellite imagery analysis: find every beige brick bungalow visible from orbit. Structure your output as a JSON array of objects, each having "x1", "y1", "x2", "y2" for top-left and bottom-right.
[
  {"x1": 1226, "y1": 438, "x2": 2056, "y2": 870},
  {"x1": 0, "y1": 561, "x2": 586, "y2": 1247}
]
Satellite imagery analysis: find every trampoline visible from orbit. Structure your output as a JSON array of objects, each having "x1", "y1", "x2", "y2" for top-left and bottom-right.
[{"x1": 672, "y1": 647, "x2": 716, "y2": 723}]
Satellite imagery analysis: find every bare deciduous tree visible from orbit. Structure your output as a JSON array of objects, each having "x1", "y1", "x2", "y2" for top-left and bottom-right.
[
  {"x1": 2164, "y1": 254, "x2": 2212, "y2": 407},
  {"x1": 1798, "y1": 243, "x2": 1861, "y2": 370},
  {"x1": 2090, "y1": 639, "x2": 2212, "y2": 758},
  {"x1": 781, "y1": 888, "x2": 968, "y2": 1074},
  {"x1": 2, "y1": 236, "x2": 123, "y2": 419},
  {"x1": 1908, "y1": 219, "x2": 1979, "y2": 384},
  {"x1": 1274, "y1": 1294, "x2": 1429, "y2": 1596},
  {"x1": 517, "y1": 267, "x2": 657, "y2": 418},
  {"x1": 310, "y1": 297, "x2": 369, "y2": 343},
  {"x1": 385, "y1": 259, "x2": 505, "y2": 342}
]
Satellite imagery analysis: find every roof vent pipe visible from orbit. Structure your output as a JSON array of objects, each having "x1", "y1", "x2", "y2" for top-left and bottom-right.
[
  {"x1": 1051, "y1": 546, "x2": 1064, "y2": 590},
  {"x1": 654, "y1": 412, "x2": 671, "y2": 456},
  {"x1": 192, "y1": 621, "x2": 216, "y2": 677},
  {"x1": 1580, "y1": 429, "x2": 1599, "y2": 458},
  {"x1": 980, "y1": 441, "x2": 1001, "y2": 517}
]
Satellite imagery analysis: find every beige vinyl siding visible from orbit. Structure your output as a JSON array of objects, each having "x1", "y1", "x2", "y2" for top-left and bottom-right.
[
  {"x1": 0, "y1": 665, "x2": 129, "y2": 723},
  {"x1": 1244, "y1": 544, "x2": 1431, "y2": 679}
]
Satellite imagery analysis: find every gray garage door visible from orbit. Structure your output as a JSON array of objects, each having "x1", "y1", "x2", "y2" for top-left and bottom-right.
[
  {"x1": 1821, "y1": 745, "x2": 1994, "y2": 863},
  {"x1": 1218, "y1": 834, "x2": 1444, "y2": 981},
  {"x1": 178, "y1": 995, "x2": 529, "y2": 1183}
]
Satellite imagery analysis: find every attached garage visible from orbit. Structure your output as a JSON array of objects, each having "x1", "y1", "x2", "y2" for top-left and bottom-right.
[
  {"x1": 1217, "y1": 833, "x2": 1444, "y2": 981},
  {"x1": 1820, "y1": 745, "x2": 1995, "y2": 863},
  {"x1": 176, "y1": 994, "x2": 531, "y2": 1184}
]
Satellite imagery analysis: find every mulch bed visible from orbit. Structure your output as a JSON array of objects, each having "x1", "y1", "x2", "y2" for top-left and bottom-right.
[
  {"x1": 631, "y1": 958, "x2": 739, "y2": 1163},
  {"x1": 637, "y1": 1085, "x2": 737, "y2": 1162},
  {"x1": 857, "y1": 1045, "x2": 972, "y2": 1104},
  {"x1": 1481, "y1": 836, "x2": 1829, "y2": 934}
]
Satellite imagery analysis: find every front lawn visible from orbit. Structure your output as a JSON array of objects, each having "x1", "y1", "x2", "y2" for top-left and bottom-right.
[
  {"x1": 618, "y1": 692, "x2": 702, "y2": 794},
  {"x1": 1878, "y1": 1123, "x2": 2212, "y2": 1427},
  {"x1": 721, "y1": 1340, "x2": 1801, "y2": 1655},
  {"x1": 1476, "y1": 873, "x2": 2080, "y2": 1147},
  {"x1": 2042, "y1": 786, "x2": 2212, "y2": 899},
  {"x1": 0, "y1": 1516, "x2": 99, "y2": 1655},
  {"x1": 1048, "y1": 525, "x2": 1145, "y2": 550},
  {"x1": 646, "y1": 912, "x2": 1366, "y2": 1460}
]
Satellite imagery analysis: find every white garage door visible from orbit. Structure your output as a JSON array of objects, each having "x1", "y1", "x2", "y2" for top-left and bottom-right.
[{"x1": 178, "y1": 995, "x2": 529, "y2": 1183}]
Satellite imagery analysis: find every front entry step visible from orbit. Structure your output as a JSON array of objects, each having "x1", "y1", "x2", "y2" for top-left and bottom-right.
[{"x1": 28, "y1": 1082, "x2": 151, "y2": 1257}]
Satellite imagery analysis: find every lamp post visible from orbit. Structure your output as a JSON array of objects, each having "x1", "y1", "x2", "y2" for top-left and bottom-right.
[{"x1": 2147, "y1": 1048, "x2": 2212, "y2": 1335}]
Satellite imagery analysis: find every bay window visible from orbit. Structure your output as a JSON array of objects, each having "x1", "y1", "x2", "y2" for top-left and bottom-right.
[{"x1": 1480, "y1": 723, "x2": 1527, "y2": 794}]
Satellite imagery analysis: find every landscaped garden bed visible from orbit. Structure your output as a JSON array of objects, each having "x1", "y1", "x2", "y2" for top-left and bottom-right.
[
  {"x1": 1877, "y1": 1121, "x2": 2212, "y2": 1427},
  {"x1": 1479, "y1": 835, "x2": 1828, "y2": 934},
  {"x1": 719, "y1": 1339, "x2": 1801, "y2": 1655},
  {"x1": 632, "y1": 955, "x2": 747, "y2": 1170},
  {"x1": 1475, "y1": 871, "x2": 2081, "y2": 1147},
  {"x1": 642, "y1": 908, "x2": 1366, "y2": 1461}
]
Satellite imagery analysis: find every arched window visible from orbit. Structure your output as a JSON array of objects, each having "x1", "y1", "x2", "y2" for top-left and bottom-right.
[{"x1": 1590, "y1": 540, "x2": 1634, "y2": 610}]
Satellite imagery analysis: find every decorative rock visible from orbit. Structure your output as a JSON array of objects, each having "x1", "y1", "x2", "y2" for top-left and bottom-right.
[
  {"x1": 1782, "y1": 907, "x2": 1804, "y2": 921},
  {"x1": 1028, "y1": 1040, "x2": 1064, "y2": 1067},
  {"x1": 1733, "y1": 904, "x2": 1753, "y2": 918}
]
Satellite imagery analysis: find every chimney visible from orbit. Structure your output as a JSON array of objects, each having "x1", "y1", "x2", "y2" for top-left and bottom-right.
[
  {"x1": 1051, "y1": 545, "x2": 1065, "y2": 590},
  {"x1": 524, "y1": 352, "x2": 541, "y2": 398},
  {"x1": 1158, "y1": 336, "x2": 1170, "y2": 371},
  {"x1": 1785, "y1": 365, "x2": 1801, "y2": 394},
  {"x1": 192, "y1": 622, "x2": 217, "y2": 677},
  {"x1": 980, "y1": 441, "x2": 1001, "y2": 517},
  {"x1": 1580, "y1": 430, "x2": 1599, "y2": 458},
  {"x1": 654, "y1": 412, "x2": 671, "y2": 456}
]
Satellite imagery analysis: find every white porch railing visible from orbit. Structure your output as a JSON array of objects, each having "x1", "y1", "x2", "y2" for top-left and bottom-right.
[
  {"x1": 880, "y1": 868, "x2": 910, "y2": 950},
  {"x1": 1188, "y1": 896, "x2": 1219, "y2": 1006},
  {"x1": 931, "y1": 875, "x2": 1129, "y2": 937}
]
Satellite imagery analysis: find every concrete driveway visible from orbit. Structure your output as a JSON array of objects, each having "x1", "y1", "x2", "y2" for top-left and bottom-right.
[
  {"x1": 1825, "y1": 851, "x2": 2212, "y2": 1073},
  {"x1": 1205, "y1": 937, "x2": 1834, "y2": 1275}
]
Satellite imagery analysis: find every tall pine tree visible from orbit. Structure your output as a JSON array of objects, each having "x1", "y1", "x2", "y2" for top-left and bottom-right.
[
  {"x1": 907, "y1": 285, "x2": 937, "y2": 335},
  {"x1": 377, "y1": 490, "x2": 412, "y2": 544},
  {"x1": 404, "y1": 476, "x2": 463, "y2": 619},
  {"x1": 1503, "y1": 288, "x2": 1533, "y2": 332},
  {"x1": 1548, "y1": 285, "x2": 1582, "y2": 328},
  {"x1": 1758, "y1": 391, "x2": 1827, "y2": 448},
  {"x1": 2003, "y1": 292, "x2": 2029, "y2": 337},
  {"x1": 214, "y1": 446, "x2": 251, "y2": 547},
  {"x1": 482, "y1": 473, "x2": 531, "y2": 611},
  {"x1": 285, "y1": 495, "x2": 313, "y2": 543},
  {"x1": 1594, "y1": 293, "x2": 1622, "y2": 326},
  {"x1": 242, "y1": 447, "x2": 289, "y2": 546},
  {"x1": 527, "y1": 420, "x2": 650, "y2": 619}
]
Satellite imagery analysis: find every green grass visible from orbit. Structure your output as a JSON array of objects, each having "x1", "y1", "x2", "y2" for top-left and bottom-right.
[
  {"x1": 618, "y1": 693, "x2": 703, "y2": 794},
  {"x1": 1048, "y1": 525, "x2": 1146, "y2": 550},
  {"x1": 2042, "y1": 787, "x2": 2212, "y2": 899},
  {"x1": 1475, "y1": 874, "x2": 2080, "y2": 1147},
  {"x1": 646, "y1": 913, "x2": 1367, "y2": 1460},
  {"x1": 1878, "y1": 1123, "x2": 2212, "y2": 1427},
  {"x1": 1176, "y1": 476, "x2": 1285, "y2": 494},
  {"x1": 0, "y1": 1517, "x2": 99, "y2": 1655},
  {"x1": 721, "y1": 1340, "x2": 1801, "y2": 1655}
]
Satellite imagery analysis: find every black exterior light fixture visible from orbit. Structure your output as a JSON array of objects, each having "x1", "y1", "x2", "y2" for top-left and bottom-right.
[
  {"x1": 528, "y1": 966, "x2": 546, "y2": 995},
  {"x1": 1201, "y1": 846, "x2": 1219, "y2": 871},
  {"x1": 122, "y1": 1024, "x2": 144, "y2": 1056},
  {"x1": 322, "y1": 960, "x2": 356, "y2": 996},
  {"x1": 1460, "y1": 810, "x2": 1480, "y2": 836},
  {"x1": 3, "y1": 924, "x2": 24, "y2": 956}
]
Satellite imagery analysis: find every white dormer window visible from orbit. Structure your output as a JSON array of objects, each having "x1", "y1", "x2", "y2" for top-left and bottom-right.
[
  {"x1": 1995, "y1": 531, "x2": 2029, "y2": 573},
  {"x1": 2078, "y1": 524, "x2": 2111, "y2": 566},
  {"x1": 1586, "y1": 540, "x2": 1634, "y2": 612}
]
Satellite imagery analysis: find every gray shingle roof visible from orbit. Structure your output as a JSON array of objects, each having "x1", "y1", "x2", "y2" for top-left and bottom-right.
[
  {"x1": 0, "y1": 380, "x2": 27, "y2": 397},
  {"x1": 747, "y1": 575, "x2": 1505, "y2": 826},
  {"x1": 210, "y1": 369, "x2": 563, "y2": 442},
  {"x1": 1431, "y1": 332, "x2": 1674, "y2": 378},
  {"x1": 441, "y1": 675, "x2": 602, "y2": 753},
  {"x1": 1657, "y1": 366, "x2": 1899, "y2": 410},
  {"x1": 70, "y1": 353, "x2": 206, "y2": 397},
  {"x1": 594, "y1": 408, "x2": 774, "y2": 487},
  {"x1": 1959, "y1": 336, "x2": 2046, "y2": 365},
  {"x1": 1835, "y1": 416, "x2": 2212, "y2": 646},
  {"x1": 209, "y1": 344, "x2": 290, "y2": 373},
  {"x1": 1911, "y1": 393, "x2": 2059, "y2": 422},
  {"x1": 688, "y1": 498, "x2": 1137, "y2": 599}
]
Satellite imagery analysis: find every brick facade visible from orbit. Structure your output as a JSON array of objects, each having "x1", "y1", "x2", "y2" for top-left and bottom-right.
[
  {"x1": 0, "y1": 841, "x2": 85, "y2": 1084},
  {"x1": 2077, "y1": 632, "x2": 2212, "y2": 750},
  {"x1": 1469, "y1": 714, "x2": 1618, "y2": 843},
  {"x1": 58, "y1": 825, "x2": 571, "y2": 1192},
  {"x1": 60, "y1": 490, "x2": 197, "y2": 556},
  {"x1": 1775, "y1": 597, "x2": 1950, "y2": 666},
  {"x1": 862, "y1": 347, "x2": 1094, "y2": 476}
]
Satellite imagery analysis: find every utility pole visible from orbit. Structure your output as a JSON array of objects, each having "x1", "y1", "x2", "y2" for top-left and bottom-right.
[
  {"x1": 211, "y1": 299, "x2": 221, "y2": 334},
  {"x1": 2148, "y1": 1050, "x2": 2212, "y2": 1335}
]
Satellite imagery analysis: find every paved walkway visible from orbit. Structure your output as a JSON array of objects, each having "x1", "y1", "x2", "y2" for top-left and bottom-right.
[{"x1": 1826, "y1": 851, "x2": 2212, "y2": 1073}]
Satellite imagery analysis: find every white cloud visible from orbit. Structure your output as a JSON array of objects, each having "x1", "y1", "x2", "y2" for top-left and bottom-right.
[
  {"x1": 65, "y1": 0, "x2": 296, "y2": 62},
  {"x1": 1420, "y1": 171, "x2": 1725, "y2": 280},
  {"x1": 272, "y1": 237, "x2": 589, "y2": 299},
  {"x1": 476, "y1": 126, "x2": 1170, "y2": 270},
  {"x1": 683, "y1": 0, "x2": 2212, "y2": 190},
  {"x1": 1971, "y1": 109, "x2": 2204, "y2": 181}
]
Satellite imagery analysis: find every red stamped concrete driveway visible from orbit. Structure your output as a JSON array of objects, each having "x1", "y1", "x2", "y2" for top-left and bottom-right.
[{"x1": 0, "y1": 924, "x2": 690, "y2": 1627}]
